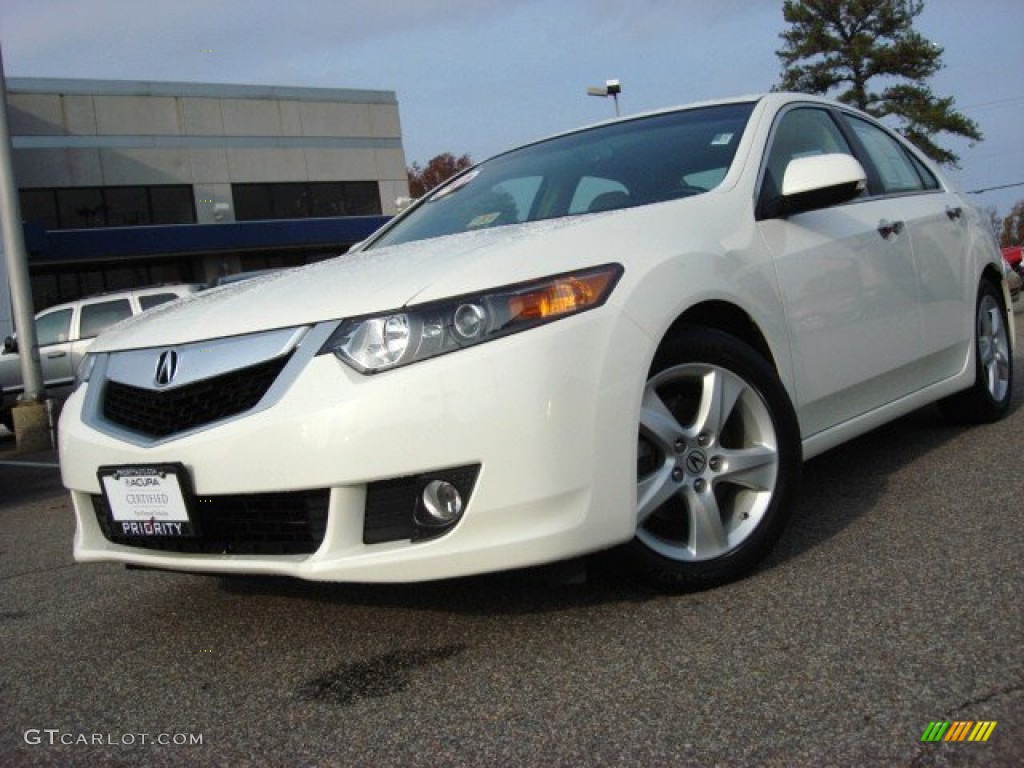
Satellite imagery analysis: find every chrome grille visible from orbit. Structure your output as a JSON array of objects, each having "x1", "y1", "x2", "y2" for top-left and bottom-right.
[{"x1": 102, "y1": 354, "x2": 291, "y2": 438}]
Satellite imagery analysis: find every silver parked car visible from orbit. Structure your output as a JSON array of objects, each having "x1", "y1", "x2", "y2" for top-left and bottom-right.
[{"x1": 1, "y1": 284, "x2": 200, "y2": 430}]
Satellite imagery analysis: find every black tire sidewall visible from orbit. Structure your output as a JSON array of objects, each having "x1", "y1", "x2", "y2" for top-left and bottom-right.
[
  {"x1": 622, "y1": 328, "x2": 802, "y2": 591},
  {"x1": 973, "y1": 281, "x2": 1013, "y2": 418},
  {"x1": 940, "y1": 279, "x2": 1013, "y2": 424}
]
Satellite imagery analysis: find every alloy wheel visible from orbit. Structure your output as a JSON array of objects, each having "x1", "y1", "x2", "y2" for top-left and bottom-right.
[
  {"x1": 977, "y1": 293, "x2": 1010, "y2": 404},
  {"x1": 637, "y1": 362, "x2": 779, "y2": 562}
]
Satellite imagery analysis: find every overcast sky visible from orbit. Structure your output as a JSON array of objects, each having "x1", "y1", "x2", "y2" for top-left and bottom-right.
[{"x1": 1, "y1": 0, "x2": 1022, "y2": 215}]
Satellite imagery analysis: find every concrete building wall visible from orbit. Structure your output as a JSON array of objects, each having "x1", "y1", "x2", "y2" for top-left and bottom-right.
[{"x1": 5, "y1": 79, "x2": 409, "y2": 221}]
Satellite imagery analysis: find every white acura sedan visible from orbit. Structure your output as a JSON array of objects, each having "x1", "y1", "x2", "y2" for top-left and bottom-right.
[{"x1": 60, "y1": 93, "x2": 1014, "y2": 590}]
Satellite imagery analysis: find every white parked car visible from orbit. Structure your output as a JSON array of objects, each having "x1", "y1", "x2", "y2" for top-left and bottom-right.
[{"x1": 59, "y1": 94, "x2": 1014, "y2": 590}]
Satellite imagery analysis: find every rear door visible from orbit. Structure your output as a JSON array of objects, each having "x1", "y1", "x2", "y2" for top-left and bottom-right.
[{"x1": 838, "y1": 112, "x2": 971, "y2": 383}]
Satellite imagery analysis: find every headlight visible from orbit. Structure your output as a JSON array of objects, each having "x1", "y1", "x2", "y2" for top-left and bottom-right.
[{"x1": 320, "y1": 264, "x2": 623, "y2": 374}]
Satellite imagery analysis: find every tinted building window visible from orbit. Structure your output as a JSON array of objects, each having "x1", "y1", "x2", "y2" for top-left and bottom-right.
[
  {"x1": 271, "y1": 184, "x2": 307, "y2": 219},
  {"x1": 232, "y1": 185, "x2": 273, "y2": 220},
  {"x1": 233, "y1": 181, "x2": 382, "y2": 221},
  {"x1": 57, "y1": 188, "x2": 105, "y2": 229},
  {"x1": 150, "y1": 186, "x2": 197, "y2": 224},
  {"x1": 104, "y1": 187, "x2": 151, "y2": 226},
  {"x1": 19, "y1": 188, "x2": 59, "y2": 229},
  {"x1": 19, "y1": 186, "x2": 196, "y2": 230},
  {"x1": 30, "y1": 258, "x2": 195, "y2": 310},
  {"x1": 309, "y1": 183, "x2": 344, "y2": 217}
]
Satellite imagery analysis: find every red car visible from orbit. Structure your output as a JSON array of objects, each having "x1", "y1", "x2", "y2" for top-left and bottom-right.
[
  {"x1": 1004, "y1": 245, "x2": 1022, "y2": 273},
  {"x1": 1004, "y1": 246, "x2": 1022, "y2": 301}
]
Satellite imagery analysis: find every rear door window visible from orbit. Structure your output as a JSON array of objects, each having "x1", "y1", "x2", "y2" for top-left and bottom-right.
[
  {"x1": 79, "y1": 299, "x2": 132, "y2": 339},
  {"x1": 841, "y1": 114, "x2": 938, "y2": 194}
]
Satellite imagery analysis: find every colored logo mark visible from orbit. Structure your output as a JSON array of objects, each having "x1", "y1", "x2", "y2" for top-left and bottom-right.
[{"x1": 920, "y1": 721, "x2": 997, "y2": 742}]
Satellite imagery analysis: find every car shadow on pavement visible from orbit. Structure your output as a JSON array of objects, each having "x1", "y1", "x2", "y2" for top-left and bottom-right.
[
  {"x1": 217, "y1": 369, "x2": 1023, "y2": 614},
  {"x1": 766, "y1": 364, "x2": 1024, "y2": 570},
  {"x1": 214, "y1": 556, "x2": 663, "y2": 615}
]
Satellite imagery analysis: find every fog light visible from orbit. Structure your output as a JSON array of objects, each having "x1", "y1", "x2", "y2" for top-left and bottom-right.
[{"x1": 417, "y1": 480, "x2": 464, "y2": 526}]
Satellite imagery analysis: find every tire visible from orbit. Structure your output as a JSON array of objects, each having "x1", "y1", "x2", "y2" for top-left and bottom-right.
[
  {"x1": 939, "y1": 280, "x2": 1013, "y2": 424},
  {"x1": 1, "y1": 409, "x2": 12, "y2": 433},
  {"x1": 619, "y1": 328, "x2": 801, "y2": 591}
]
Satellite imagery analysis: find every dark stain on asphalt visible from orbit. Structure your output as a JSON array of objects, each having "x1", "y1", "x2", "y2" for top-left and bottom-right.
[{"x1": 297, "y1": 644, "x2": 467, "y2": 706}]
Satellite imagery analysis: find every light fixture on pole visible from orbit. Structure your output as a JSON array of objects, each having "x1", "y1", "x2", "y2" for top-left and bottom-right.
[{"x1": 586, "y1": 79, "x2": 622, "y2": 117}]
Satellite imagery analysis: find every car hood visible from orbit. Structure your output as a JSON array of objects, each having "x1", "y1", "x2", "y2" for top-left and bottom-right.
[{"x1": 89, "y1": 212, "x2": 649, "y2": 352}]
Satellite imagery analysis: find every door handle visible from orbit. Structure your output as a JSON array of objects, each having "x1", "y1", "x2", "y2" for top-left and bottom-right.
[
  {"x1": 46, "y1": 351, "x2": 67, "y2": 359},
  {"x1": 877, "y1": 219, "x2": 904, "y2": 239},
  {"x1": 945, "y1": 206, "x2": 963, "y2": 221}
]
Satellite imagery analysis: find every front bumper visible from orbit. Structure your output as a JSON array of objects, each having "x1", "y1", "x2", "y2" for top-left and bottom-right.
[{"x1": 60, "y1": 309, "x2": 650, "y2": 582}]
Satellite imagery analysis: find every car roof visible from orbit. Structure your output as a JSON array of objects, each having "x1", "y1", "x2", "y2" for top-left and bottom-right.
[
  {"x1": 39, "y1": 283, "x2": 201, "y2": 313},
  {"x1": 446, "y1": 92, "x2": 862, "y2": 180}
]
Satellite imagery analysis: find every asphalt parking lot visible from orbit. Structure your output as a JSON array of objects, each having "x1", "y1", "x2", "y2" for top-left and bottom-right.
[{"x1": 0, "y1": 313, "x2": 1021, "y2": 767}]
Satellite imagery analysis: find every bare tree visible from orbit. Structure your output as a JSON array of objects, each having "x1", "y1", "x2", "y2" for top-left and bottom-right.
[{"x1": 407, "y1": 153, "x2": 474, "y2": 198}]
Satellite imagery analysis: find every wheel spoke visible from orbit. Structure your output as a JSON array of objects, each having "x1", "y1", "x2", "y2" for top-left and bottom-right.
[
  {"x1": 637, "y1": 469, "x2": 680, "y2": 525},
  {"x1": 686, "y1": 486, "x2": 728, "y2": 558},
  {"x1": 640, "y1": 386, "x2": 689, "y2": 450},
  {"x1": 695, "y1": 368, "x2": 744, "y2": 436},
  {"x1": 979, "y1": 309, "x2": 996, "y2": 362},
  {"x1": 979, "y1": 337, "x2": 994, "y2": 366},
  {"x1": 987, "y1": 355, "x2": 1010, "y2": 398},
  {"x1": 985, "y1": 303, "x2": 1002, "y2": 338},
  {"x1": 716, "y1": 445, "x2": 777, "y2": 491}
]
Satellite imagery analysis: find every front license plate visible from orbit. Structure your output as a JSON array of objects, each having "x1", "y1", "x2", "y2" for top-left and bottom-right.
[{"x1": 99, "y1": 464, "x2": 197, "y2": 538}]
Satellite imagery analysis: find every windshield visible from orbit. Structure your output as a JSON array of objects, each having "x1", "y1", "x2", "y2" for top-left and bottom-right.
[{"x1": 370, "y1": 101, "x2": 755, "y2": 249}]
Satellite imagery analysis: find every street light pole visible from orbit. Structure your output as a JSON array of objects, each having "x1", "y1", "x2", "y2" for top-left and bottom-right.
[{"x1": 0, "y1": 44, "x2": 50, "y2": 450}]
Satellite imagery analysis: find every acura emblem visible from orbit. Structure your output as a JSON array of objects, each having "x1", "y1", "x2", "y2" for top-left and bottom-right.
[
  {"x1": 685, "y1": 449, "x2": 707, "y2": 475},
  {"x1": 154, "y1": 349, "x2": 179, "y2": 387}
]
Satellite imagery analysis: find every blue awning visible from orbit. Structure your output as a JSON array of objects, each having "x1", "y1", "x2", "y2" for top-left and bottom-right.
[{"x1": 22, "y1": 216, "x2": 390, "y2": 264}]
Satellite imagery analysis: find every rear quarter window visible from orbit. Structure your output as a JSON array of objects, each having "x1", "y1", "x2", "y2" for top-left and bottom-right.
[{"x1": 138, "y1": 293, "x2": 180, "y2": 311}]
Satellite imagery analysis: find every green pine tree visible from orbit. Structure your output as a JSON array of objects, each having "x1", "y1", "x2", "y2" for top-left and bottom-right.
[{"x1": 776, "y1": 0, "x2": 981, "y2": 166}]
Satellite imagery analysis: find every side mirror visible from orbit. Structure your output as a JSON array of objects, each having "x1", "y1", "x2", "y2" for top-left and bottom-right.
[
  {"x1": 778, "y1": 153, "x2": 867, "y2": 217},
  {"x1": 2, "y1": 336, "x2": 16, "y2": 354}
]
